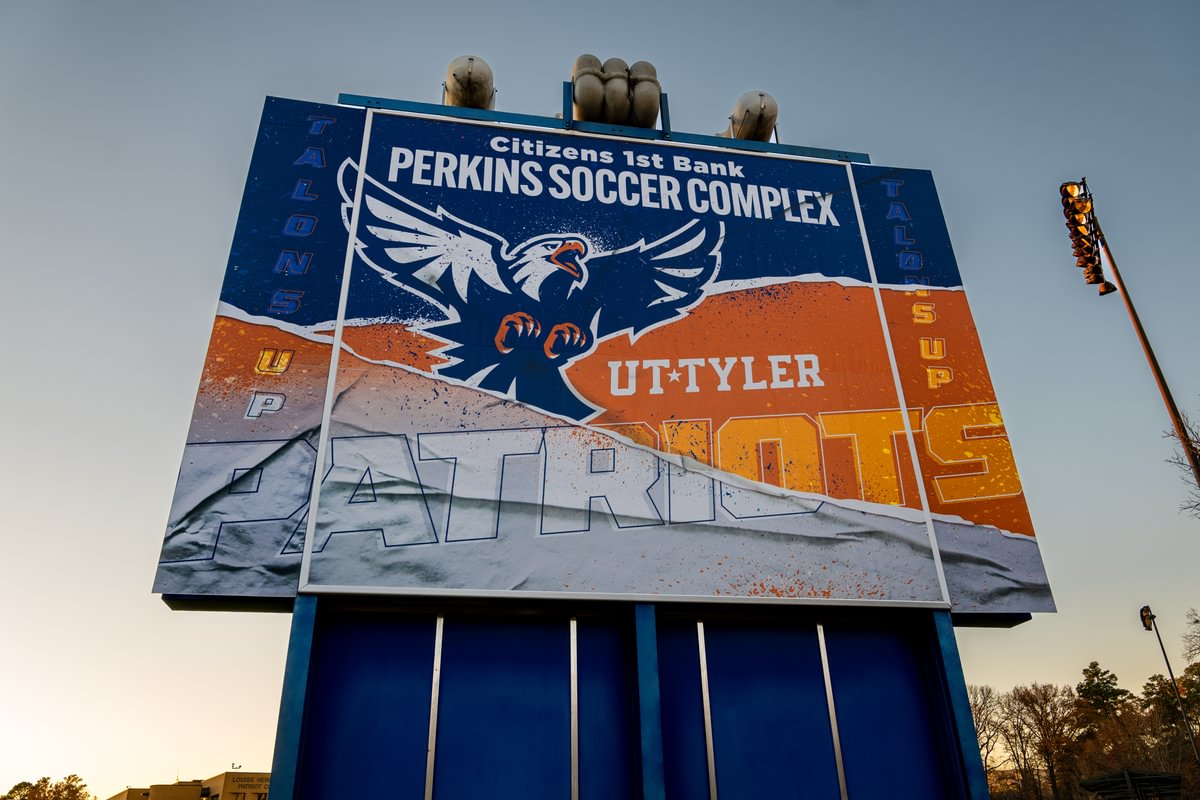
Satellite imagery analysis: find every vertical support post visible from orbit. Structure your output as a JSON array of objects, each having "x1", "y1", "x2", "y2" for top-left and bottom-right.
[
  {"x1": 562, "y1": 81, "x2": 573, "y2": 129},
  {"x1": 634, "y1": 604, "x2": 666, "y2": 800},
  {"x1": 424, "y1": 615, "x2": 445, "y2": 800},
  {"x1": 695, "y1": 621, "x2": 718, "y2": 800},
  {"x1": 269, "y1": 594, "x2": 319, "y2": 800},
  {"x1": 659, "y1": 93, "x2": 671, "y2": 139},
  {"x1": 570, "y1": 618, "x2": 579, "y2": 800},
  {"x1": 932, "y1": 611, "x2": 990, "y2": 800},
  {"x1": 815, "y1": 624, "x2": 849, "y2": 800}
]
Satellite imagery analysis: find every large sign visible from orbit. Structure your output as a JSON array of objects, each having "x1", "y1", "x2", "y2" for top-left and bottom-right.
[{"x1": 154, "y1": 97, "x2": 1053, "y2": 614}]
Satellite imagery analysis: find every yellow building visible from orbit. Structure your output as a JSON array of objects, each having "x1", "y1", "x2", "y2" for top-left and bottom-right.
[{"x1": 105, "y1": 772, "x2": 268, "y2": 800}]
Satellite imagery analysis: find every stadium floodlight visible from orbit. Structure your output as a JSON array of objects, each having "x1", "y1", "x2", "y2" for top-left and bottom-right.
[
  {"x1": 1059, "y1": 179, "x2": 1200, "y2": 489},
  {"x1": 1059, "y1": 180, "x2": 1112, "y2": 294}
]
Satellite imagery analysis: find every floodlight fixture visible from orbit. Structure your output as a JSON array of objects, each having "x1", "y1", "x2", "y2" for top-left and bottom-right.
[
  {"x1": 1059, "y1": 179, "x2": 1108, "y2": 294},
  {"x1": 1140, "y1": 604, "x2": 1155, "y2": 631}
]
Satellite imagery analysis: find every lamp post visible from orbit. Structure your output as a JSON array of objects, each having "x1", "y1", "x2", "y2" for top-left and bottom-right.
[
  {"x1": 1059, "y1": 180, "x2": 1200, "y2": 492},
  {"x1": 1139, "y1": 605, "x2": 1200, "y2": 767}
]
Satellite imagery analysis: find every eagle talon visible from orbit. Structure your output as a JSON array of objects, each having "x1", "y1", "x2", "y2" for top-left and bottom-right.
[
  {"x1": 544, "y1": 323, "x2": 589, "y2": 359},
  {"x1": 495, "y1": 312, "x2": 541, "y2": 354}
]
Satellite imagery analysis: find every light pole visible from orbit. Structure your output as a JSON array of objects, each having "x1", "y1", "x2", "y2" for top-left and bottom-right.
[
  {"x1": 1059, "y1": 179, "x2": 1200, "y2": 492},
  {"x1": 1139, "y1": 605, "x2": 1200, "y2": 768}
]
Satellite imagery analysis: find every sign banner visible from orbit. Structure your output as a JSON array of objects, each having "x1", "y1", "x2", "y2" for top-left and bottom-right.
[{"x1": 155, "y1": 98, "x2": 1053, "y2": 614}]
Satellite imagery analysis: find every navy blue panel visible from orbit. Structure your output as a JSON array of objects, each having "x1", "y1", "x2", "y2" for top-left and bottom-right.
[
  {"x1": 853, "y1": 165, "x2": 961, "y2": 289},
  {"x1": 433, "y1": 618, "x2": 571, "y2": 800},
  {"x1": 278, "y1": 605, "x2": 983, "y2": 800},
  {"x1": 823, "y1": 620, "x2": 955, "y2": 799},
  {"x1": 298, "y1": 611, "x2": 435, "y2": 799},
  {"x1": 577, "y1": 618, "x2": 639, "y2": 800},
  {"x1": 703, "y1": 622, "x2": 841, "y2": 799},
  {"x1": 221, "y1": 97, "x2": 366, "y2": 326},
  {"x1": 656, "y1": 620, "x2": 709, "y2": 800}
]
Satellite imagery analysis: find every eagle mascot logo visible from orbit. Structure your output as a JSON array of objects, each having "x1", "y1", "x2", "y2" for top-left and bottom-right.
[{"x1": 339, "y1": 160, "x2": 724, "y2": 421}]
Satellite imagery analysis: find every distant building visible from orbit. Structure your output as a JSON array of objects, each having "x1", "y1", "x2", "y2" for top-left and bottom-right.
[{"x1": 104, "y1": 772, "x2": 269, "y2": 800}]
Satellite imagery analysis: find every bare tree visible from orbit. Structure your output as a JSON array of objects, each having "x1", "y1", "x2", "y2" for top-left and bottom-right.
[
  {"x1": 970, "y1": 684, "x2": 1008, "y2": 781},
  {"x1": 1166, "y1": 409, "x2": 1200, "y2": 518},
  {"x1": 999, "y1": 688, "x2": 1044, "y2": 799},
  {"x1": 1183, "y1": 607, "x2": 1200, "y2": 663},
  {"x1": 1007, "y1": 684, "x2": 1085, "y2": 800}
]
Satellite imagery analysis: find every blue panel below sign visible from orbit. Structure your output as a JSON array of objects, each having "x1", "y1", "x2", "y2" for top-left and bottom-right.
[
  {"x1": 273, "y1": 601, "x2": 986, "y2": 799},
  {"x1": 577, "y1": 618, "x2": 640, "y2": 800},
  {"x1": 823, "y1": 619, "x2": 955, "y2": 798},
  {"x1": 433, "y1": 618, "x2": 572, "y2": 800},
  {"x1": 704, "y1": 622, "x2": 842, "y2": 799},
  {"x1": 297, "y1": 610, "x2": 434, "y2": 798},
  {"x1": 656, "y1": 619, "x2": 711, "y2": 800}
]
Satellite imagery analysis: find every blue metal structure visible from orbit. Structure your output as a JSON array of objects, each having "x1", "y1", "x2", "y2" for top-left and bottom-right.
[{"x1": 269, "y1": 597, "x2": 987, "y2": 798}]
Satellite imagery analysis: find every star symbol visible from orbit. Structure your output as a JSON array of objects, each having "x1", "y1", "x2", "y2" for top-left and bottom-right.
[{"x1": 667, "y1": 370, "x2": 682, "y2": 382}]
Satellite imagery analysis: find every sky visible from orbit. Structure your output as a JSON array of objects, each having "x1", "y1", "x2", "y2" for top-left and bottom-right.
[{"x1": 1, "y1": 0, "x2": 1198, "y2": 796}]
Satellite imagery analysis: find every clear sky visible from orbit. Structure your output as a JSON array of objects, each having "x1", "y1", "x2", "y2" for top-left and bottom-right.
[{"x1": 2, "y1": 1, "x2": 1198, "y2": 796}]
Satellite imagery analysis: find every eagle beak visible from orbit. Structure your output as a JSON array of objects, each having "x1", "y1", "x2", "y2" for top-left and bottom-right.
[{"x1": 550, "y1": 240, "x2": 585, "y2": 279}]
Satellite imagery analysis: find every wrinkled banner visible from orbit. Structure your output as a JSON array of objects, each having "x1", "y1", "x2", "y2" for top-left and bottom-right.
[{"x1": 154, "y1": 97, "x2": 1053, "y2": 614}]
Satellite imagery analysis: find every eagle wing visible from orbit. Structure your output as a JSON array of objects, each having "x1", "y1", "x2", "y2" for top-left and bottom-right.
[
  {"x1": 584, "y1": 220, "x2": 724, "y2": 341},
  {"x1": 338, "y1": 160, "x2": 512, "y2": 318}
]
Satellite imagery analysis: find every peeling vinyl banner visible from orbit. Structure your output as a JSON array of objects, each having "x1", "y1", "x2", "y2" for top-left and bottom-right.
[{"x1": 154, "y1": 97, "x2": 1054, "y2": 614}]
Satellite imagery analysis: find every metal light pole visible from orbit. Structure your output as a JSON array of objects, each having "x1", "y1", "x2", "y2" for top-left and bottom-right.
[
  {"x1": 1139, "y1": 605, "x2": 1200, "y2": 768},
  {"x1": 1060, "y1": 179, "x2": 1200, "y2": 492},
  {"x1": 1093, "y1": 214, "x2": 1200, "y2": 489}
]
